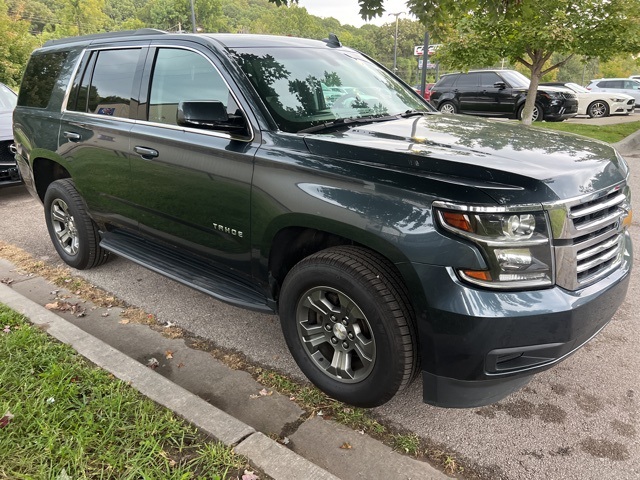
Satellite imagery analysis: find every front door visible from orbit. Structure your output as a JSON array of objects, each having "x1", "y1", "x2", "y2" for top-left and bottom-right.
[{"x1": 127, "y1": 45, "x2": 258, "y2": 274}]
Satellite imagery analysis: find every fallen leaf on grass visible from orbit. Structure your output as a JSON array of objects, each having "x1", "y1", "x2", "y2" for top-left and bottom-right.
[
  {"x1": 242, "y1": 470, "x2": 259, "y2": 480},
  {"x1": 340, "y1": 442, "x2": 352, "y2": 450},
  {"x1": 146, "y1": 358, "x2": 160, "y2": 369},
  {"x1": 165, "y1": 350, "x2": 174, "y2": 359},
  {"x1": 2, "y1": 325, "x2": 10, "y2": 334},
  {"x1": 0, "y1": 411, "x2": 14, "y2": 428}
]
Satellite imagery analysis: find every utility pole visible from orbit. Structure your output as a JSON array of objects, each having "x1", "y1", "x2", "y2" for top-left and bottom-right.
[
  {"x1": 190, "y1": 0, "x2": 197, "y2": 33},
  {"x1": 391, "y1": 12, "x2": 403, "y2": 73},
  {"x1": 420, "y1": 31, "x2": 429, "y2": 97}
]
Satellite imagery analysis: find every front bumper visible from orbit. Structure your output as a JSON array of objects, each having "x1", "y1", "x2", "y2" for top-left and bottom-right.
[
  {"x1": 413, "y1": 233, "x2": 632, "y2": 408},
  {"x1": 0, "y1": 141, "x2": 21, "y2": 187},
  {"x1": 545, "y1": 99, "x2": 579, "y2": 120}
]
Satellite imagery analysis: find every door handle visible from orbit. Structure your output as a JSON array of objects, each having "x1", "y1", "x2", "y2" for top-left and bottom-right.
[
  {"x1": 134, "y1": 146, "x2": 159, "y2": 159},
  {"x1": 63, "y1": 131, "x2": 81, "y2": 141}
]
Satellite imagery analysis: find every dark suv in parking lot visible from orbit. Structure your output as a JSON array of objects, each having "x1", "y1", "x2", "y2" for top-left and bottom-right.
[
  {"x1": 13, "y1": 30, "x2": 631, "y2": 408},
  {"x1": 430, "y1": 69, "x2": 579, "y2": 121}
]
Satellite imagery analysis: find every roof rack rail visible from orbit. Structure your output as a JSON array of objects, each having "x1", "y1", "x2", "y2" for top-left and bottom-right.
[{"x1": 43, "y1": 28, "x2": 167, "y2": 47}]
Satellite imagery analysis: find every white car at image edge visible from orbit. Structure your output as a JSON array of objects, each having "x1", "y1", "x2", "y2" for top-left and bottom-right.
[
  {"x1": 0, "y1": 82, "x2": 21, "y2": 186},
  {"x1": 541, "y1": 81, "x2": 635, "y2": 118}
]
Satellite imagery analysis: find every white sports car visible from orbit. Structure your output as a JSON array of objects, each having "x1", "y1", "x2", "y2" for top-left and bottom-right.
[{"x1": 541, "y1": 82, "x2": 635, "y2": 118}]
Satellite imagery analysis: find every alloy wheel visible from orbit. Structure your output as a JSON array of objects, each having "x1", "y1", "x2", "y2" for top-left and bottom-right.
[
  {"x1": 295, "y1": 286, "x2": 376, "y2": 383},
  {"x1": 50, "y1": 198, "x2": 79, "y2": 256}
]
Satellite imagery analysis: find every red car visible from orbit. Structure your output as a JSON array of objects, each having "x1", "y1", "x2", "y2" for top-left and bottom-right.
[{"x1": 414, "y1": 83, "x2": 434, "y2": 101}]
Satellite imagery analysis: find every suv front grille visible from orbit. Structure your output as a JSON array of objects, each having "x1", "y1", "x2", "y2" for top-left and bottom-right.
[
  {"x1": 561, "y1": 92, "x2": 577, "y2": 99},
  {"x1": 549, "y1": 183, "x2": 630, "y2": 291}
]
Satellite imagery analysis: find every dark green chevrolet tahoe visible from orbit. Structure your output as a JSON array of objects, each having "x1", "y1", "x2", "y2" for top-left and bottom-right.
[{"x1": 13, "y1": 30, "x2": 633, "y2": 408}]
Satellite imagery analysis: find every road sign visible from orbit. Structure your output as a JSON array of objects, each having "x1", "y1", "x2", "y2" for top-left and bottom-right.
[{"x1": 414, "y1": 44, "x2": 441, "y2": 56}]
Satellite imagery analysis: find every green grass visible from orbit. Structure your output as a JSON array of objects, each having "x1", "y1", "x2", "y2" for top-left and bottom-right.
[
  {"x1": 534, "y1": 120, "x2": 640, "y2": 143},
  {"x1": 0, "y1": 304, "x2": 249, "y2": 479}
]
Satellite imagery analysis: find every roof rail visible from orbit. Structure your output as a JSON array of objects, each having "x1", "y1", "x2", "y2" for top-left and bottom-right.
[{"x1": 43, "y1": 28, "x2": 167, "y2": 47}]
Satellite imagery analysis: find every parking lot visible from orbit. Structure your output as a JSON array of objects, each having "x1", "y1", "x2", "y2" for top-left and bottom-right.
[{"x1": 1, "y1": 120, "x2": 638, "y2": 480}]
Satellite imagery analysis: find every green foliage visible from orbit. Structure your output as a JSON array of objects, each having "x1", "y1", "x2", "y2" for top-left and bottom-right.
[{"x1": 0, "y1": 0, "x2": 39, "y2": 87}]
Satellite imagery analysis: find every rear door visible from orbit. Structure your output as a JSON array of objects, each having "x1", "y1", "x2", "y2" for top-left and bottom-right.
[
  {"x1": 126, "y1": 42, "x2": 259, "y2": 273},
  {"x1": 453, "y1": 73, "x2": 479, "y2": 112},
  {"x1": 59, "y1": 45, "x2": 147, "y2": 228}
]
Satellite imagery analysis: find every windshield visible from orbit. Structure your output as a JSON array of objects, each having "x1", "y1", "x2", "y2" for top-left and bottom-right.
[
  {"x1": 0, "y1": 84, "x2": 17, "y2": 111},
  {"x1": 565, "y1": 83, "x2": 589, "y2": 93},
  {"x1": 230, "y1": 47, "x2": 432, "y2": 133},
  {"x1": 500, "y1": 70, "x2": 530, "y2": 89}
]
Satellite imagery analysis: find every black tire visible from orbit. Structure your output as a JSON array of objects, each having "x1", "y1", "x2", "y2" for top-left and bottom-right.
[
  {"x1": 438, "y1": 101, "x2": 457, "y2": 114},
  {"x1": 587, "y1": 101, "x2": 609, "y2": 118},
  {"x1": 279, "y1": 246, "x2": 418, "y2": 407},
  {"x1": 517, "y1": 103, "x2": 544, "y2": 122},
  {"x1": 44, "y1": 179, "x2": 110, "y2": 270}
]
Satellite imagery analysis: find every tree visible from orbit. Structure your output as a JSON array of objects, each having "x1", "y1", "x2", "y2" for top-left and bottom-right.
[
  {"x1": 271, "y1": 0, "x2": 640, "y2": 125},
  {"x1": 432, "y1": 0, "x2": 640, "y2": 124},
  {"x1": 0, "y1": 0, "x2": 38, "y2": 87},
  {"x1": 59, "y1": 0, "x2": 109, "y2": 35}
]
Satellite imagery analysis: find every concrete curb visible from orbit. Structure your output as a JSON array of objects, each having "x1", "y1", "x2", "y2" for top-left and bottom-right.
[{"x1": 0, "y1": 282, "x2": 340, "y2": 480}]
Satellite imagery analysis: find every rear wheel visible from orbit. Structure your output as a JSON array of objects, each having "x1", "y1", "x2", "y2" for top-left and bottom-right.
[
  {"x1": 587, "y1": 101, "x2": 609, "y2": 118},
  {"x1": 438, "y1": 101, "x2": 457, "y2": 114},
  {"x1": 279, "y1": 246, "x2": 418, "y2": 407},
  {"x1": 44, "y1": 179, "x2": 110, "y2": 270}
]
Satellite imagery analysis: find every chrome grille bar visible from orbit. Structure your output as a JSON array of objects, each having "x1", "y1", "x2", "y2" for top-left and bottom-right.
[{"x1": 546, "y1": 182, "x2": 630, "y2": 291}]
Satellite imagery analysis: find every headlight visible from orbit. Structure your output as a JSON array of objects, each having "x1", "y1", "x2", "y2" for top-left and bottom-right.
[
  {"x1": 610, "y1": 98, "x2": 626, "y2": 103},
  {"x1": 435, "y1": 206, "x2": 554, "y2": 289}
]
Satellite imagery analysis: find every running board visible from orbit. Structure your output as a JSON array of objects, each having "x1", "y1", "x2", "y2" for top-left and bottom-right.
[{"x1": 100, "y1": 230, "x2": 272, "y2": 313}]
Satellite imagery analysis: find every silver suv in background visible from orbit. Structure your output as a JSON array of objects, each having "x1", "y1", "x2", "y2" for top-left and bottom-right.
[{"x1": 586, "y1": 78, "x2": 640, "y2": 105}]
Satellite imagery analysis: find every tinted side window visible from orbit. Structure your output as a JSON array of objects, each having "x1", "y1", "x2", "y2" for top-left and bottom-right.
[
  {"x1": 624, "y1": 80, "x2": 640, "y2": 90},
  {"x1": 148, "y1": 48, "x2": 233, "y2": 126},
  {"x1": 455, "y1": 73, "x2": 478, "y2": 87},
  {"x1": 436, "y1": 75, "x2": 457, "y2": 88},
  {"x1": 18, "y1": 51, "x2": 69, "y2": 108},
  {"x1": 478, "y1": 72, "x2": 502, "y2": 87},
  {"x1": 85, "y1": 49, "x2": 140, "y2": 118}
]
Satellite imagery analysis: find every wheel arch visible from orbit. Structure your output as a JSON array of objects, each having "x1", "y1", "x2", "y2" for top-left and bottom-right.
[
  {"x1": 31, "y1": 155, "x2": 71, "y2": 202},
  {"x1": 262, "y1": 215, "x2": 428, "y2": 316}
]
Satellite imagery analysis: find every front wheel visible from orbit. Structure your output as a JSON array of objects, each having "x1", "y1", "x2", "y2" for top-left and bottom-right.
[
  {"x1": 517, "y1": 103, "x2": 544, "y2": 122},
  {"x1": 587, "y1": 101, "x2": 609, "y2": 118},
  {"x1": 279, "y1": 246, "x2": 418, "y2": 407},
  {"x1": 44, "y1": 179, "x2": 110, "y2": 270}
]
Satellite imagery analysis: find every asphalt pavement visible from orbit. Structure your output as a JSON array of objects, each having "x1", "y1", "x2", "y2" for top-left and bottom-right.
[{"x1": 0, "y1": 121, "x2": 638, "y2": 480}]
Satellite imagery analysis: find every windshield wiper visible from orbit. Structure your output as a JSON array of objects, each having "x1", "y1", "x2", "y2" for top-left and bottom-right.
[
  {"x1": 399, "y1": 109, "x2": 426, "y2": 118},
  {"x1": 298, "y1": 115, "x2": 398, "y2": 134}
]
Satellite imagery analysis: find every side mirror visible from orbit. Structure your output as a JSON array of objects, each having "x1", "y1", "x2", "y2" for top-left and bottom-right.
[
  {"x1": 177, "y1": 101, "x2": 246, "y2": 132},
  {"x1": 494, "y1": 81, "x2": 507, "y2": 89}
]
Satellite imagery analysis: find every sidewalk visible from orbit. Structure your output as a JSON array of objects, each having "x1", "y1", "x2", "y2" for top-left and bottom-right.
[{"x1": 0, "y1": 258, "x2": 450, "y2": 480}]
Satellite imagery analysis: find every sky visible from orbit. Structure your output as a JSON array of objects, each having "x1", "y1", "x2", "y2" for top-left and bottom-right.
[{"x1": 297, "y1": 0, "x2": 415, "y2": 28}]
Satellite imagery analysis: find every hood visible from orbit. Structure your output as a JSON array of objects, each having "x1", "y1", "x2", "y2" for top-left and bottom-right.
[{"x1": 303, "y1": 114, "x2": 628, "y2": 205}]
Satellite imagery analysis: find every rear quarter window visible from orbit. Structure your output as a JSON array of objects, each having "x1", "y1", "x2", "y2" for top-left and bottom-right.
[
  {"x1": 435, "y1": 75, "x2": 457, "y2": 88},
  {"x1": 18, "y1": 51, "x2": 69, "y2": 108}
]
